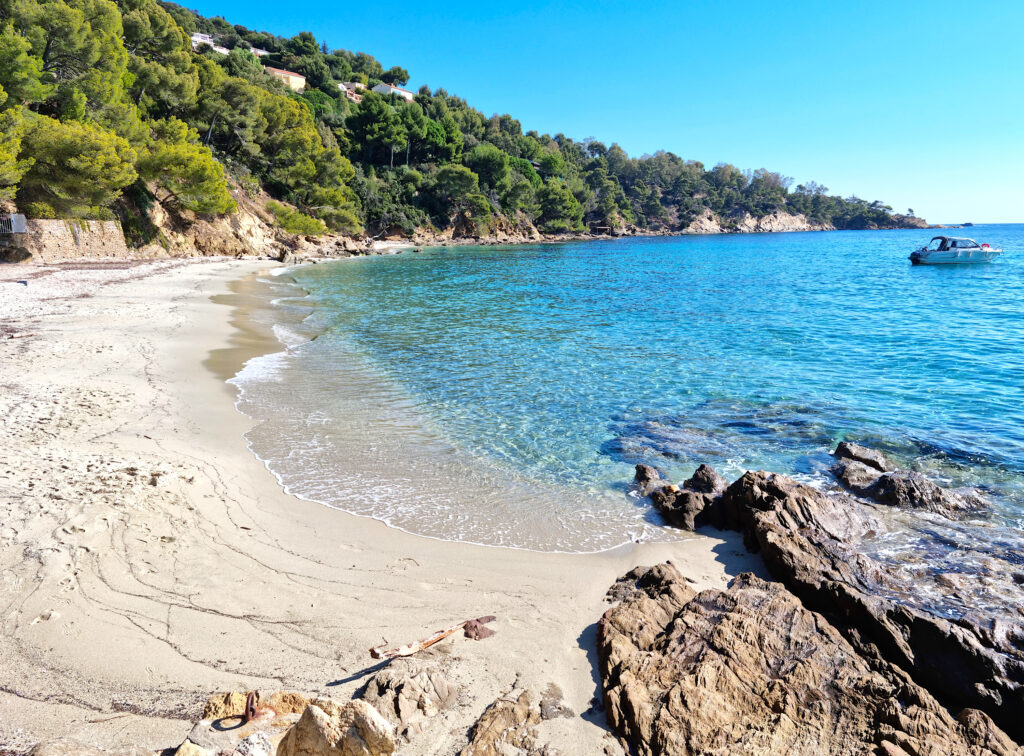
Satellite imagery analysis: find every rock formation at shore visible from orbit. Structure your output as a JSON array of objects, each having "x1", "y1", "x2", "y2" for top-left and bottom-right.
[
  {"x1": 598, "y1": 563, "x2": 1018, "y2": 755},
  {"x1": 627, "y1": 446, "x2": 1024, "y2": 749},
  {"x1": 25, "y1": 658, "x2": 578, "y2": 756}
]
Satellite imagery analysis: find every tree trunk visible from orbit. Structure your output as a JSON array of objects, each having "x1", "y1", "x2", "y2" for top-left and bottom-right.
[{"x1": 204, "y1": 113, "x2": 219, "y2": 147}]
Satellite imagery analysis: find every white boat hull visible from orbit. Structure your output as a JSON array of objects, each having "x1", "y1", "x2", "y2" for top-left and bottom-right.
[{"x1": 910, "y1": 248, "x2": 1002, "y2": 265}]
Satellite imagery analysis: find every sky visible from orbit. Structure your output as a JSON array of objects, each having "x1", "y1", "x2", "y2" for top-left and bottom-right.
[{"x1": 185, "y1": 0, "x2": 1024, "y2": 223}]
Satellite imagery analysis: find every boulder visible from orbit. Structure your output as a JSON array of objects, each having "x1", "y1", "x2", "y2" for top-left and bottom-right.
[
  {"x1": 830, "y1": 443, "x2": 987, "y2": 518},
  {"x1": 598, "y1": 564, "x2": 1019, "y2": 756},
  {"x1": 831, "y1": 458, "x2": 882, "y2": 492},
  {"x1": 864, "y1": 470, "x2": 988, "y2": 516},
  {"x1": 682, "y1": 462, "x2": 727, "y2": 494},
  {"x1": 278, "y1": 698, "x2": 395, "y2": 756},
  {"x1": 834, "y1": 441, "x2": 894, "y2": 472},
  {"x1": 644, "y1": 463, "x2": 728, "y2": 531},
  {"x1": 632, "y1": 464, "x2": 668, "y2": 497},
  {"x1": 713, "y1": 471, "x2": 1024, "y2": 741},
  {"x1": 649, "y1": 488, "x2": 711, "y2": 531},
  {"x1": 459, "y1": 689, "x2": 557, "y2": 756},
  {"x1": 361, "y1": 657, "x2": 457, "y2": 738}
]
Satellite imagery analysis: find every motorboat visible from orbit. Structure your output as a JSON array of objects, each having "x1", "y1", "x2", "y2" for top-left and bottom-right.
[{"x1": 910, "y1": 236, "x2": 1002, "y2": 265}]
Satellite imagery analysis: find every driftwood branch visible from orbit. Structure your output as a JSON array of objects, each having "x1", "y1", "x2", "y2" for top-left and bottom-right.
[{"x1": 370, "y1": 615, "x2": 497, "y2": 660}]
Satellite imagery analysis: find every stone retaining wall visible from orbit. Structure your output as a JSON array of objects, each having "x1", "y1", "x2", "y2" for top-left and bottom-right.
[{"x1": 22, "y1": 219, "x2": 131, "y2": 263}]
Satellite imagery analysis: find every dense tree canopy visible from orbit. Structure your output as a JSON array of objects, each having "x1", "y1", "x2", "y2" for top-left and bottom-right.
[{"x1": 0, "y1": 0, "x2": 913, "y2": 237}]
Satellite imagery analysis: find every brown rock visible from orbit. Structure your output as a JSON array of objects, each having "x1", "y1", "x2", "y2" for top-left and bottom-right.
[
  {"x1": 647, "y1": 463, "x2": 728, "y2": 531},
  {"x1": 598, "y1": 564, "x2": 1019, "y2": 756},
  {"x1": 362, "y1": 658, "x2": 457, "y2": 734},
  {"x1": 831, "y1": 458, "x2": 882, "y2": 492},
  {"x1": 632, "y1": 464, "x2": 669, "y2": 497},
  {"x1": 682, "y1": 462, "x2": 726, "y2": 494},
  {"x1": 278, "y1": 698, "x2": 395, "y2": 756},
  {"x1": 834, "y1": 441, "x2": 893, "y2": 472},
  {"x1": 864, "y1": 470, "x2": 988, "y2": 516},
  {"x1": 713, "y1": 471, "x2": 1024, "y2": 741},
  {"x1": 649, "y1": 487, "x2": 712, "y2": 530},
  {"x1": 459, "y1": 690, "x2": 557, "y2": 756}
]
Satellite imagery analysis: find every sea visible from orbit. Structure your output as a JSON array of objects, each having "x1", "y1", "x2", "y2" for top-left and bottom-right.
[{"x1": 230, "y1": 224, "x2": 1024, "y2": 607}]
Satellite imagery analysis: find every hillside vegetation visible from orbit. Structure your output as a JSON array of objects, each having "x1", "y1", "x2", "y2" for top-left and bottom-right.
[{"x1": 0, "y1": 0, "x2": 921, "y2": 240}]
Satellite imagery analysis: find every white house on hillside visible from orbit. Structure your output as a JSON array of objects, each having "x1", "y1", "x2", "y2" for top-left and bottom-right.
[
  {"x1": 190, "y1": 33, "x2": 229, "y2": 55},
  {"x1": 371, "y1": 83, "x2": 415, "y2": 102},
  {"x1": 338, "y1": 82, "x2": 364, "y2": 103}
]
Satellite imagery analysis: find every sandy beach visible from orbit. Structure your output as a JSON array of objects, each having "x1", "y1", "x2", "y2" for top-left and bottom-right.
[{"x1": 0, "y1": 258, "x2": 763, "y2": 754}]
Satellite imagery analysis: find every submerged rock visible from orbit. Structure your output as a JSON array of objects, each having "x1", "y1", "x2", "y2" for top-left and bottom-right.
[
  {"x1": 834, "y1": 441, "x2": 894, "y2": 472},
  {"x1": 830, "y1": 442, "x2": 988, "y2": 518},
  {"x1": 864, "y1": 470, "x2": 988, "y2": 515},
  {"x1": 598, "y1": 563, "x2": 1019, "y2": 756}
]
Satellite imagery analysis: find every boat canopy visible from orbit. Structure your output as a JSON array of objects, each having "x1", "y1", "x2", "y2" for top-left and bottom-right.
[{"x1": 930, "y1": 236, "x2": 982, "y2": 249}]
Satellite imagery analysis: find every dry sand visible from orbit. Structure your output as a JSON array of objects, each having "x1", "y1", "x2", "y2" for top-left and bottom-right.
[{"x1": 0, "y1": 258, "x2": 763, "y2": 753}]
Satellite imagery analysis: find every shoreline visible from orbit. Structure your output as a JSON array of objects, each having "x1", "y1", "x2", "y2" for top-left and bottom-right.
[{"x1": 0, "y1": 258, "x2": 764, "y2": 752}]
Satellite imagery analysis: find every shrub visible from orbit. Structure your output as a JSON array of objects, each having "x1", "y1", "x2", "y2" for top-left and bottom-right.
[{"x1": 266, "y1": 200, "x2": 327, "y2": 235}]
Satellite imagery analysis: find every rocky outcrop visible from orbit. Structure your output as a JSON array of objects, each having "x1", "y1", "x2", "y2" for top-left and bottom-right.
[
  {"x1": 459, "y1": 690, "x2": 558, "y2": 756},
  {"x1": 713, "y1": 471, "x2": 1024, "y2": 740},
  {"x1": 734, "y1": 210, "x2": 833, "y2": 233},
  {"x1": 598, "y1": 563, "x2": 1019, "y2": 756},
  {"x1": 830, "y1": 442, "x2": 988, "y2": 517},
  {"x1": 361, "y1": 656, "x2": 458, "y2": 740},
  {"x1": 681, "y1": 210, "x2": 832, "y2": 235},
  {"x1": 278, "y1": 699, "x2": 395, "y2": 756},
  {"x1": 635, "y1": 462, "x2": 727, "y2": 530}
]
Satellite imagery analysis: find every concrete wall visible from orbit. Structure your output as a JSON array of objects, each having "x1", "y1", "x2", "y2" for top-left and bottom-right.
[{"x1": 22, "y1": 219, "x2": 131, "y2": 263}]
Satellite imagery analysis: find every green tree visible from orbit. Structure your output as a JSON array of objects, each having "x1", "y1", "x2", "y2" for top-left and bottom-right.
[
  {"x1": 536, "y1": 179, "x2": 583, "y2": 233},
  {"x1": 118, "y1": 0, "x2": 197, "y2": 116},
  {"x1": 0, "y1": 101, "x2": 32, "y2": 200},
  {"x1": 17, "y1": 113, "x2": 137, "y2": 216},
  {"x1": 380, "y1": 65, "x2": 409, "y2": 86},
  {"x1": 346, "y1": 91, "x2": 406, "y2": 166},
  {"x1": 13, "y1": 0, "x2": 129, "y2": 110},
  {"x1": 0, "y1": 23, "x2": 51, "y2": 106},
  {"x1": 464, "y1": 142, "x2": 508, "y2": 192},
  {"x1": 137, "y1": 118, "x2": 234, "y2": 213}
]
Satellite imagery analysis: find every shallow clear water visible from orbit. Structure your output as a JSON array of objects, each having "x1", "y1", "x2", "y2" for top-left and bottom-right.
[{"x1": 232, "y1": 225, "x2": 1024, "y2": 554}]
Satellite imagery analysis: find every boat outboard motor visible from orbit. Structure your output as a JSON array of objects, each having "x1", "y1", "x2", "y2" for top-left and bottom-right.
[{"x1": 0, "y1": 213, "x2": 29, "y2": 262}]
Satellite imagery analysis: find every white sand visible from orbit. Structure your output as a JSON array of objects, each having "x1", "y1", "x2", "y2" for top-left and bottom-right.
[{"x1": 0, "y1": 259, "x2": 762, "y2": 753}]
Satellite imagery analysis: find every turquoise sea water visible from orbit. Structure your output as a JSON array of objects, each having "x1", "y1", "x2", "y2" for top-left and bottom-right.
[{"x1": 233, "y1": 225, "x2": 1024, "y2": 554}]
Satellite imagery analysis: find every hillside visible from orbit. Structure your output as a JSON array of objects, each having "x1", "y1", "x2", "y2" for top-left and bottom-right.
[{"x1": 0, "y1": 0, "x2": 925, "y2": 245}]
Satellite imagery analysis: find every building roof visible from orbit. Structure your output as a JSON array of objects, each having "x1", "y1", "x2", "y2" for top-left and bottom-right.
[
  {"x1": 373, "y1": 83, "x2": 414, "y2": 95},
  {"x1": 264, "y1": 66, "x2": 304, "y2": 78}
]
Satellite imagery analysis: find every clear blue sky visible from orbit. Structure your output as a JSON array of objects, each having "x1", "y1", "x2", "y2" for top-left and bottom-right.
[{"x1": 187, "y1": 0, "x2": 1023, "y2": 223}]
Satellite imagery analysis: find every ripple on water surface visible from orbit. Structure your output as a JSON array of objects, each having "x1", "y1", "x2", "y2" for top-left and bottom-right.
[{"x1": 231, "y1": 227, "x2": 1024, "y2": 566}]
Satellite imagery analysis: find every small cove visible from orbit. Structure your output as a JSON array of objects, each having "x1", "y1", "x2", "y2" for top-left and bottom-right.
[{"x1": 230, "y1": 226, "x2": 1024, "y2": 562}]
